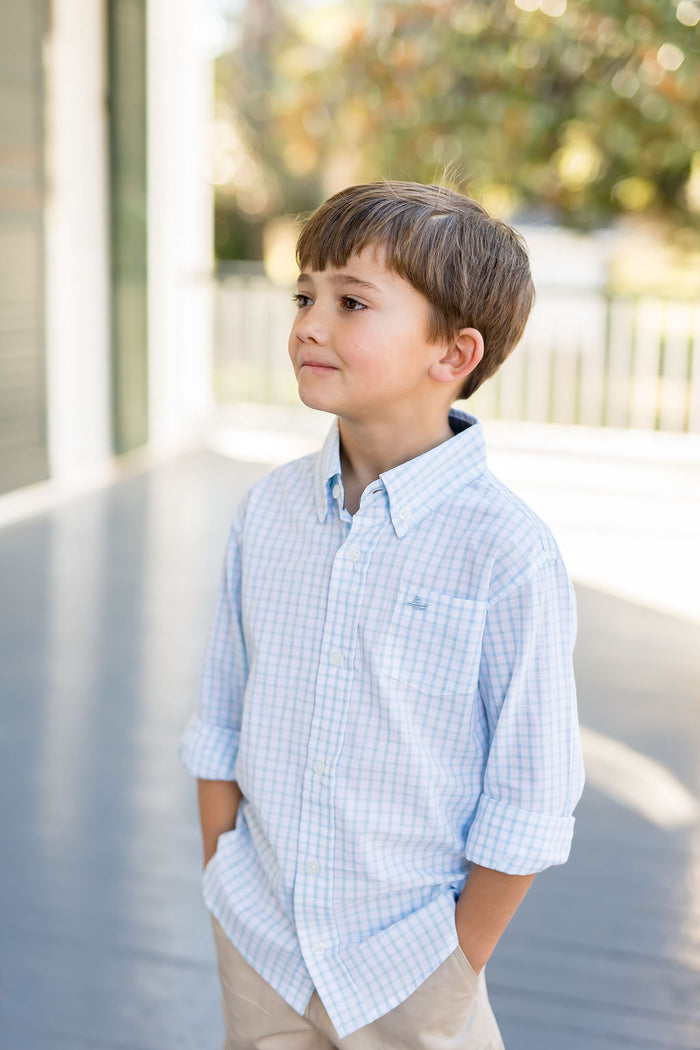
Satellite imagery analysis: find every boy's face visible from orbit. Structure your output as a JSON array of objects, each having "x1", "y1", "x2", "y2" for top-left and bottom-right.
[{"x1": 289, "y1": 246, "x2": 454, "y2": 425}]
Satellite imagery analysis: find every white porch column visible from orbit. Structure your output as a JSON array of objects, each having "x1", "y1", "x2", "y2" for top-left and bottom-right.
[
  {"x1": 44, "y1": 0, "x2": 112, "y2": 481},
  {"x1": 147, "y1": 0, "x2": 214, "y2": 453}
]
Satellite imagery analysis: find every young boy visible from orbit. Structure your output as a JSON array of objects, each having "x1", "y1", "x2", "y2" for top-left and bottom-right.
[{"x1": 179, "y1": 182, "x2": 585, "y2": 1049}]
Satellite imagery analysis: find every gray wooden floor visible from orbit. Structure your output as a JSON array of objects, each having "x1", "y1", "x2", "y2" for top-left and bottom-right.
[{"x1": 1, "y1": 450, "x2": 699, "y2": 1050}]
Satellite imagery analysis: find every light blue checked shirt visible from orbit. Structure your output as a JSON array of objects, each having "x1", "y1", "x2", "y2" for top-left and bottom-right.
[{"x1": 178, "y1": 409, "x2": 584, "y2": 1038}]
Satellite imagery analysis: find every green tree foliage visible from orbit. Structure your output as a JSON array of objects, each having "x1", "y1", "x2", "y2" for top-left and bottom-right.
[
  {"x1": 214, "y1": 0, "x2": 324, "y2": 258},
  {"x1": 215, "y1": 0, "x2": 700, "y2": 255}
]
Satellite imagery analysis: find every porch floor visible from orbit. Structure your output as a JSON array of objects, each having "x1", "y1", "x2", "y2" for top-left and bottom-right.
[{"x1": 1, "y1": 446, "x2": 699, "y2": 1049}]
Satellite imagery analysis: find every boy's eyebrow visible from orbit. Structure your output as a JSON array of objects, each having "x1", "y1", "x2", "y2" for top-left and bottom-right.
[{"x1": 297, "y1": 272, "x2": 382, "y2": 293}]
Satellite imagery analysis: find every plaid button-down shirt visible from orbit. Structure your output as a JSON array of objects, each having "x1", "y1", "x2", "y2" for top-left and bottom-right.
[{"x1": 178, "y1": 409, "x2": 585, "y2": 1038}]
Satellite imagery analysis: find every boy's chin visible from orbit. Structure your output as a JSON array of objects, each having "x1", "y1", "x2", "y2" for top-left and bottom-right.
[{"x1": 296, "y1": 386, "x2": 340, "y2": 414}]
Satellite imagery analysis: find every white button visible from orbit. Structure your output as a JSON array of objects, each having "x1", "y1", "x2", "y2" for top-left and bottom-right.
[
  {"x1": 332, "y1": 484, "x2": 342, "y2": 500},
  {"x1": 347, "y1": 546, "x2": 361, "y2": 563},
  {"x1": 330, "y1": 650, "x2": 344, "y2": 667},
  {"x1": 399, "y1": 507, "x2": 411, "y2": 521},
  {"x1": 314, "y1": 760, "x2": 326, "y2": 775},
  {"x1": 306, "y1": 860, "x2": 321, "y2": 875},
  {"x1": 313, "y1": 942, "x2": 327, "y2": 956}
]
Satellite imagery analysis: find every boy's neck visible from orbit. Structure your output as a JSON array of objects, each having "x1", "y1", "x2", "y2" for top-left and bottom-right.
[{"x1": 338, "y1": 410, "x2": 454, "y2": 514}]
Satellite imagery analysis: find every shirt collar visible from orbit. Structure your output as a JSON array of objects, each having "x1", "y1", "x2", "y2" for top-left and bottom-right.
[
  {"x1": 313, "y1": 409, "x2": 487, "y2": 534},
  {"x1": 314, "y1": 417, "x2": 343, "y2": 523}
]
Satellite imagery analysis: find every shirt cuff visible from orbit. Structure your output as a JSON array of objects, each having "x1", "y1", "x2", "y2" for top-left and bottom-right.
[
  {"x1": 177, "y1": 713, "x2": 240, "y2": 780},
  {"x1": 465, "y1": 794, "x2": 575, "y2": 875}
]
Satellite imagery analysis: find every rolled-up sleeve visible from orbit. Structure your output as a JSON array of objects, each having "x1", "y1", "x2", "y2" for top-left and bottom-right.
[
  {"x1": 177, "y1": 506, "x2": 247, "y2": 780},
  {"x1": 465, "y1": 554, "x2": 585, "y2": 874}
]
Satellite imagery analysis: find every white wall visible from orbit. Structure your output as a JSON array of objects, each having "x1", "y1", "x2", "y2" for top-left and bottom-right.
[
  {"x1": 147, "y1": 0, "x2": 214, "y2": 453},
  {"x1": 44, "y1": 0, "x2": 112, "y2": 481}
]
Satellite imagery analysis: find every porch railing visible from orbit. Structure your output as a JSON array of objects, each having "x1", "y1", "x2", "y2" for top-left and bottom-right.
[{"x1": 213, "y1": 275, "x2": 700, "y2": 432}]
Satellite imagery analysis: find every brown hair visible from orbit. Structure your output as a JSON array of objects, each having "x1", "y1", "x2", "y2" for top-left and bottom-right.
[{"x1": 296, "y1": 181, "x2": 535, "y2": 399}]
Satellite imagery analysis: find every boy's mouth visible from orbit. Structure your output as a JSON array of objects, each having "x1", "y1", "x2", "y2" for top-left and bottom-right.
[{"x1": 300, "y1": 360, "x2": 338, "y2": 371}]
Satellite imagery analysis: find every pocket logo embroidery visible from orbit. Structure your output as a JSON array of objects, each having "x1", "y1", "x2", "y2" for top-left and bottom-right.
[{"x1": 407, "y1": 595, "x2": 429, "y2": 611}]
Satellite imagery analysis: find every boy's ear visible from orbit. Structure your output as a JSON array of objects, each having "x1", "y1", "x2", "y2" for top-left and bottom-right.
[{"x1": 429, "y1": 328, "x2": 484, "y2": 385}]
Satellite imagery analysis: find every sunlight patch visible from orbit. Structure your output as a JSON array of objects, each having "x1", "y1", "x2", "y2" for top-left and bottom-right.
[{"x1": 581, "y1": 726, "x2": 700, "y2": 829}]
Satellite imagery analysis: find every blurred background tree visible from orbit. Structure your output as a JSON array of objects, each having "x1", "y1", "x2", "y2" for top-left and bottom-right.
[{"x1": 212, "y1": 0, "x2": 700, "y2": 265}]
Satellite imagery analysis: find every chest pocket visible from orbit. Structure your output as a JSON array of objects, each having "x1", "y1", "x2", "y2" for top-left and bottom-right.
[{"x1": 381, "y1": 586, "x2": 487, "y2": 697}]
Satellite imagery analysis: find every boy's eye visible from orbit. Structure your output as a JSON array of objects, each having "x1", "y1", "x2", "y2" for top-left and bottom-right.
[
  {"x1": 292, "y1": 292, "x2": 312, "y2": 308},
  {"x1": 339, "y1": 296, "x2": 366, "y2": 312}
]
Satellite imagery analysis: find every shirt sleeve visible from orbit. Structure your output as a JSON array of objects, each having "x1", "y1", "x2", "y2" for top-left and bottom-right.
[
  {"x1": 465, "y1": 553, "x2": 585, "y2": 875},
  {"x1": 177, "y1": 505, "x2": 247, "y2": 780}
]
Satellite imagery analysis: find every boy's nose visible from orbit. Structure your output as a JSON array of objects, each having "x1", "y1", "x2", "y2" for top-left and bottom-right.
[{"x1": 293, "y1": 304, "x2": 328, "y2": 344}]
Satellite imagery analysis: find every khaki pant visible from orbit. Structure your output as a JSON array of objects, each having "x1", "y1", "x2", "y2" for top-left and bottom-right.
[{"x1": 211, "y1": 917, "x2": 505, "y2": 1050}]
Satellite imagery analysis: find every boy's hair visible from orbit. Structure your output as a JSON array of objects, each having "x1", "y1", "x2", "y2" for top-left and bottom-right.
[{"x1": 296, "y1": 181, "x2": 535, "y2": 399}]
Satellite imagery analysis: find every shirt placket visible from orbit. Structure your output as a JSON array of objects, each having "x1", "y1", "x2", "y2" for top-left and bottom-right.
[{"x1": 293, "y1": 491, "x2": 387, "y2": 995}]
